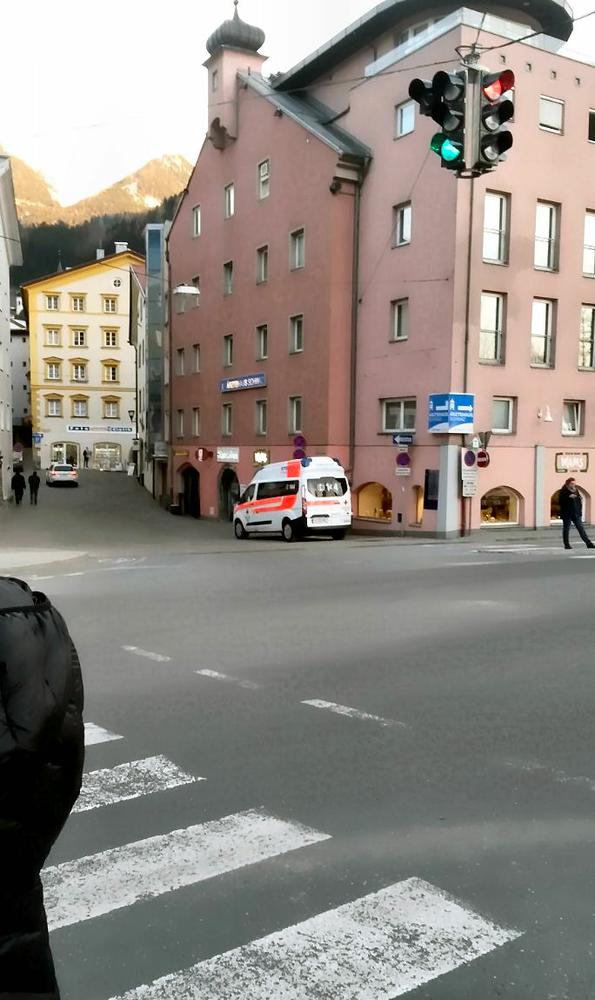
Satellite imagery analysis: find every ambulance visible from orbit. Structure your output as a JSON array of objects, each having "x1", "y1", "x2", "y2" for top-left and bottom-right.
[{"x1": 233, "y1": 456, "x2": 352, "y2": 541}]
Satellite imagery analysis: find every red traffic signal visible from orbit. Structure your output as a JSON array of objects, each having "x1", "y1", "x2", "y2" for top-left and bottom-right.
[{"x1": 482, "y1": 70, "x2": 515, "y2": 102}]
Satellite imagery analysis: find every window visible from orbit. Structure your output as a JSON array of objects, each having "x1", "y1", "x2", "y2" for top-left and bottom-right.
[
  {"x1": 104, "y1": 329, "x2": 118, "y2": 348},
  {"x1": 46, "y1": 362, "x2": 61, "y2": 381},
  {"x1": 289, "y1": 314, "x2": 304, "y2": 354},
  {"x1": 192, "y1": 343, "x2": 201, "y2": 373},
  {"x1": 103, "y1": 297, "x2": 118, "y2": 313},
  {"x1": 393, "y1": 202, "x2": 412, "y2": 246},
  {"x1": 222, "y1": 403, "x2": 233, "y2": 436},
  {"x1": 192, "y1": 205, "x2": 201, "y2": 237},
  {"x1": 46, "y1": 328, "x2": 61, "y2": 346},
  {"x1": 290, "y1": 228, "x2": 305, "y2": 269},
  {"x1": 46, "y1": 397, "x2": 62, "y2": 416},
  {"x1": 492, "y1": 396, "x2": 515, "y2": 434},
  {"x1": 483, "y1": 192, "x2": 509, "y2": 263},
  {"x1": 46, "y1": 295, "x2": 59, "y2": 310},
  {"x1": 103, "y1": 363, "x2": 119, "y2": 382},
  {"x1": 223, "y1": 261, "x2": 234, "y2": 295},
  {"x1": 256, "y1": 399, "x2": 268, "y2": 435},
  {"x1": 177, "y1": 410, "x2": 184, "y2": 437},
  {"x1": 72, "y1": 296, "x2": 85, "y2": 312},
  {"x1": 382, "y1": 397, "x2": 416, "y2": 432},
  {"x1": 579, "y1": 305, "x2": 595, "y2": 369},
  {"x1": 539, "y1": 96, "x2": 564, "y2": 133},
  {"x1": 589, "y1": 111, "x2": 595, "y2": 143},
  {"x1": 479, "y1": 292, "x2": 505, "y2": 363},
  {"x1": 534, "y1": 201, "x2": 559, "y2": 270},
  {"x1": 395, "y1": 100, "x2": 415, "y2": 137},
  {"x1": 258, "y1": 159, "x2": 270, "y2": 199},
  {"x1": 583, "y1": 212, "x2": 595, "y2": 276},
  {"x1": 256, "y1": 324, "x2": 268, "y2": 360},
  {"x1": 72, "y1": 329, "x2": 86, "y2": 347},
  {"x1": 390, "y1": 298, "x2": 409, "y2": 341},
  {"x1": 481, "y1": 488, "x2": 519, "y2": 525},
  {"x1": 224, "y1": 183, "x2": 235, "y2": 219},
  {"x1": 72, "y1": 363, "x2": 87, "y2": 382},
  {"x1": 531, "y1": 298, "x2": 555, "y2": 367},
  {"x1": 192, "y1": 407, "x2": 200, "y2": 436},
  {"x1": 223, "y1": 334, "x2": 233, "y2": 367},
  {"x1": 212, "y1": 69, "x2": 218, "y2": 92},
  {"x1": 72, "y1": 399, "x2": 88, "y2": 418},
  {"x1": 289, "y1": 396, "x2": 303, "y2": 433},
  {"x1": 256, "y1": 245, "x2": 269, "y2": 284},
  {"x1": 176, "y1": 348, "x2": 185, "y2": 376},
  {"x1": 103, "y1": 400, "x2": 119, "y2": 419},
  {"x1": 562, "y1": 400, "x2": 583, "y2": 436}
]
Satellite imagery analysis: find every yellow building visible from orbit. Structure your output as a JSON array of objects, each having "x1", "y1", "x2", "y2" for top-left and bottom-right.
[{"x1": 22, "y1": 246, "x2": 144, "y2": 470}]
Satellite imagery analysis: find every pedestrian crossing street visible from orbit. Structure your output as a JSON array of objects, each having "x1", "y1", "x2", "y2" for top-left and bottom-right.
[{"x1": 44, "y1": 722, "x2": 522, "y2": 999}]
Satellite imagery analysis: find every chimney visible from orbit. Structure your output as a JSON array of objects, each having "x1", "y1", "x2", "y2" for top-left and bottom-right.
[
  {"x1": 96, "y1": 249, "x2": 105, "y2": 260},
  {"x1": 114, "y1": 241, "x2": 128, "y2": 254}
]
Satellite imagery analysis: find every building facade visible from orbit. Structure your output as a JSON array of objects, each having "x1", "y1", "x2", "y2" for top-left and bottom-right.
[
  {"x1": 10, "y1": 302, "x2": 30, "y2": 439},
  {"x1": 22, "y1": 246, "x2": 143, "y2": 470},
  {"x1": 0, "y1": 158, "x2": 22, "y2": 499},
  {"x1": 168, "y1": 0, "x2": 595, "y2": 536}
]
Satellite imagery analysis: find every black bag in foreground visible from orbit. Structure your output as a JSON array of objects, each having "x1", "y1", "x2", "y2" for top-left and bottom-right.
[{"x1": 0, "y1": 578, "x2": 84, "y2": 1000}]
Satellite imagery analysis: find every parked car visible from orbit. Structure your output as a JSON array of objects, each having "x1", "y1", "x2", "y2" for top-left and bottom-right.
[{"x1": 46, "y1": 463, "x2": 79, "y2": 487}]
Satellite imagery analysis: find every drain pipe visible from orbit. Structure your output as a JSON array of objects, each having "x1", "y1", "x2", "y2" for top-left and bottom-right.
[{"x1": 349, "y1": 180, "x2": 362, "y2": 478}]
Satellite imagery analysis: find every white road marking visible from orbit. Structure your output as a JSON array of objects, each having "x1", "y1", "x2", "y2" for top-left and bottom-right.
[
  {"x1": 572, "y1": 554, "x2": 595, "y2": 559},
  {"x1": 74, "y1": 755, "x2": 201, "y2": 812},
  {"x1": 43, "y1": 809, "x2": 330, "y2": 931},
  {"x1": 108, "y1": 877, "x2": 521, "y2": 1000},
  {"x1": 84, "y1": 723, "x2": 124, "y2": 746},
  {"x1": 196, "y1": 669, "x2": 259, "y2": 690},
  {"x1": 507, "y1": 760, "x2": 595, "y2": 795},
  {"x1": 66, "y1": 571, "x2": 86, "y2": 577},
  {"x1": 30, "y1": 575, "x2": 55, "y2": 581},
  {"x1": 122, "y1": 645, "x2": 171, "y2": 663},
  {"x1": 302, "y1": 699, "x2": 407, "y2": 728}
]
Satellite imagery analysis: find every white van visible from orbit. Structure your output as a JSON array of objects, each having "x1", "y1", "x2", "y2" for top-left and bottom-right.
[{"x1": 234, "y1": 456, "x2": 352, "y2": 542}]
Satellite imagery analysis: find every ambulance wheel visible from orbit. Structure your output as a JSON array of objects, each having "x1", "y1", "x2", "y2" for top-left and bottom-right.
[
  {"x1": 282, "y1": 519, "x2": 296, "y2": 542},
  {"x1": 330, "y1": 529, "x2": 346, "y2": 540},
  {"x1": 234, "y1": 519, "x2": 248, "y2": 540}
]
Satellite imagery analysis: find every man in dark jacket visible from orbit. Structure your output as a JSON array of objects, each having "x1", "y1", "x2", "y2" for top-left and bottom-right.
[
  {"x1": 0, "y1": 577, "x2": 84, "y2": 999},
  {"x1": 10, "y1": 470, "x2": 25, "y2": 506},
  {"x1": 559, "y1": 477, "x2": 595, "y2": 550},
  {"x1": 28, "y1": 471, "x2": 41, "y2": 506}
]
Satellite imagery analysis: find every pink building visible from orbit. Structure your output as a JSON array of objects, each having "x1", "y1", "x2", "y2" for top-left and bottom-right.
[{"x1": 169, "y1": 0, "x2": 595, "y2": 537}]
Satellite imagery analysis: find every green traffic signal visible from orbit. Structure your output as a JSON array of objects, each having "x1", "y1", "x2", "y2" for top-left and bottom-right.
[{"x1": 430, "y1": 133, "x2": 463, "y2": 163}]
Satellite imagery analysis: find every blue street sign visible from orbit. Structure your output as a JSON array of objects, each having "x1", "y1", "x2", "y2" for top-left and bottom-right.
[
  {"x1": 392, "y1": 433, "x2": 414, "y2": 446},
  {"x1": 428, "y1": 393, "x2": 475, "y2": 434}
]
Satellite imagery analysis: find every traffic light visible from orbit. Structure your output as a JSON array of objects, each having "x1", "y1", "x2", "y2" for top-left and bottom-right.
[
  {"x1": 475, "y1": 69, "x2": 515, "y2": 172},
  {"x1": 409, "y1": 70, "x2": 467, "y2": 170}
]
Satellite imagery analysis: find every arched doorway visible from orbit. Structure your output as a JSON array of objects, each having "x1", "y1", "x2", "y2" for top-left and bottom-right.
[
  {"x1": 356, "y1": 482, "x2": 393, "y2": 522},
  {"x1": 182, "y1": 466, "x2": 200, "y2": 519},
  {"x1": 219, "y1": 467, "x2": 240, "y2": 521},
  {"x1": 551, "y1": 487, "x2": 590, "y2": 523}
]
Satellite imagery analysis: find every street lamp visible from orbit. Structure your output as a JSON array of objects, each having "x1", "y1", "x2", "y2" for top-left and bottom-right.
[{"x1": 128, "y1": 409, "x2": 135, "y2": 422}]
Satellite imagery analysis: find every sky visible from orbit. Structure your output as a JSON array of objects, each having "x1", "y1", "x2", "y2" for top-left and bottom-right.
[{"x1": 4, "y1": 0, "x2": 595, "y2": 205}]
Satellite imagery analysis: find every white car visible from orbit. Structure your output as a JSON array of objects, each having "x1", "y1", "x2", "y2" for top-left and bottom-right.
[{"x1": 46, "y1": 463, "x2": 79, "y2": 487}]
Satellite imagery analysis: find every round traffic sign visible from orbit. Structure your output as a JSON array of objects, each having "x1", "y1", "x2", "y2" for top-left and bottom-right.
[
  {"x1": 396, "y1": 452, "x2": 411, "y2": 467},
  {"x1": 477, "y1": 450, "x2": 490, "y2": 468},
  {"x1": 463, "y1": 449, "x2": 476, "y2": 468}
]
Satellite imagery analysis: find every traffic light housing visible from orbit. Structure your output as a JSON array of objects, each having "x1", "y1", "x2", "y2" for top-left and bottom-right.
[
  {"x1": 409, "y1": 70, "x2": 466, "y2": 170},
  {"x1": 475, "y1": 69, "x2": 514, "y2": 172}
]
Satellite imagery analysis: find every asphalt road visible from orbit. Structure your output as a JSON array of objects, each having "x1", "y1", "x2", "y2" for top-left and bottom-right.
[{"x1": 2, "y1": 472, "x2": 595, "y2": 999}]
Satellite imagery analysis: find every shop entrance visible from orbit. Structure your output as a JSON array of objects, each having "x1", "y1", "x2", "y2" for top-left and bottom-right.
[
  {"x1": 93, "y1": 442, "x2": 122, "y2": 471},
  {"x1": 51, "y1": 442, "x2": 79, "y2": 467},
  {"x1": 219, "y1": 467, "x2": 240, "y2": 521},
  {"x1": 182, "y1": 466, "x2": 200, "y2": 518}
]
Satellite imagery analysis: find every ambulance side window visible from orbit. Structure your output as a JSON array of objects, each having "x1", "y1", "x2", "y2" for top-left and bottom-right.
[
  {"x1": 256, "y1": 480, "x2": 299, "y2": 500},
  {"x1": 240, "y1": 484, "x2": 256, "y2": 503}
]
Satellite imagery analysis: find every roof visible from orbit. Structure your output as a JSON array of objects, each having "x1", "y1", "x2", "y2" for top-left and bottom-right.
[
  {"x1": 0, "y1": 158, "x2": 22, "y2": 268},
  {"x1": 21, "y1": 249, "x2": 145, "y2": 290},
  {"x1": 273, "y1": 0, "x2": 574, "y2": 91},
  {"x1": 242, "y1": 73, "x2": 372, "y2": 164}
]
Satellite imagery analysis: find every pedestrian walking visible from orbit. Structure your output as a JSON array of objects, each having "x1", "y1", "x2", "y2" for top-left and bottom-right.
[
  {"x1": 10, "y1": 469, "x2": 25, "y2": 506},
  {"x1": 559, "y1": 477, "x2": 595, "y2": 550},
  {"x1": 83, "y1": 448, "x2": 90, "y2": 469},
  {"x1": 28, "y1": 470, "x2": 40, "y2": 505},
  {"x1": 0, "y1": 577, "x2": 84, "y2": 1000}
]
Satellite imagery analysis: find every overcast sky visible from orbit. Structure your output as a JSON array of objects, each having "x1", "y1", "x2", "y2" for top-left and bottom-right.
[{"x1": 4, "y1": 0, "x2": 594, "y2": 204}]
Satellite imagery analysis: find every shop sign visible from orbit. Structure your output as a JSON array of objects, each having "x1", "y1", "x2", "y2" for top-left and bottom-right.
[
  {"x1": 174, "y1": 449, "x2": 189, "y2": 458},
  {"x1": 253, "y1": 449, "x2": 270, "y2": 466},
  {"x1": 556, "y1": 452, "x2": 589, "y2": 474},
  {"x1": 67, "y1": 424, "x2": 134, "y2": 434},
  {"x1": 429, "y1": 393, "x2": 475, "y2": 434},
  {"x1": 154, "y1": 441, "x2": 168, "y2": 459},
  {"x1": 220, "y1": 373, "x2": 267, "y2": 393},
  {"x1": 217, "y1": 446, "x2": 240, "y2": 463}
]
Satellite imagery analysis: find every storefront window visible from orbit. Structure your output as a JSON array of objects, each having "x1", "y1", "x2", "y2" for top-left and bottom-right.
[
  {"x1": 481, "y1": 488, "x2": 519, "y2": 525},
  {"x1": 357, "y1": 482, "x2": 393, "y2": 521}
]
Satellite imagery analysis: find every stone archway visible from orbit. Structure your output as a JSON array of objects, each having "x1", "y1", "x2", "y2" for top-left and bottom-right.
[
  {"x1": 181, "y1": 465, "x2": 201, "y2": 519},
  {"x1": 219, "y1": 467, "x2": 240, "y2": 521}
]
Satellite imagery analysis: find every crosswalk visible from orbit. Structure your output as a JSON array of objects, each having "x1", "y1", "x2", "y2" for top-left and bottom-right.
[{"x1": 46, "y1": 721, "x2": 522, "y2": 999}]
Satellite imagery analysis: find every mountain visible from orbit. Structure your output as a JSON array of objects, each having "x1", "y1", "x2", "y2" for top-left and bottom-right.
[{"x1": 11, "y1": 154, "x2": 192, "y2": 225}]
